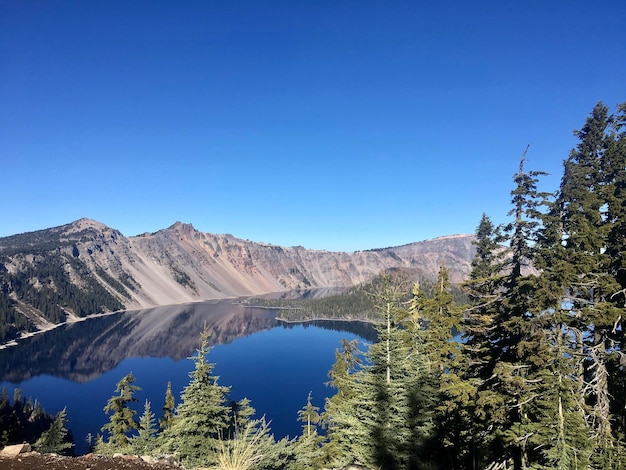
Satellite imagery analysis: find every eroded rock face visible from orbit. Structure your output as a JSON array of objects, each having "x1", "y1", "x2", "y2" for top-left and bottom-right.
[{"x1": 0, "y1": 219, "x2": 476, "y2": 338}]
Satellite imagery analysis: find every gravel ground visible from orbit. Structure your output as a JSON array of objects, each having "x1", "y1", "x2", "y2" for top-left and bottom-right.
[{"x1": 0, "y1": 452, "x2": 184, "y2": 470}]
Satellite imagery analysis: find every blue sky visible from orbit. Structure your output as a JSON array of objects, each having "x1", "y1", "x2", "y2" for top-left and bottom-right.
[{"x1": 1, "y1": 1, "x2": 625, "y2": 251}]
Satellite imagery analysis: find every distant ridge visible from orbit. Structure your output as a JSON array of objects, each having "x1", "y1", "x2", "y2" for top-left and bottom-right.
[{"x1": 0, "y1": 219, "x2": 476, "y2": 343}]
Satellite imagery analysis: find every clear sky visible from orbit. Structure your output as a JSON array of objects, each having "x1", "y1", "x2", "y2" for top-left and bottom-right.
[{"x1": 1, "y1": 1, "x2": 625, "y2": 251}]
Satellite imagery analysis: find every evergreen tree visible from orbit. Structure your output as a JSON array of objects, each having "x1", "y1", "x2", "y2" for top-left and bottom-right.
[
  {"x1": 292, "y1": 392, "x2": 324, "y2": 470},
  {"x1": 33, "y1": 408, "x2": 73, "y2": 455},
  {"x1": 158, "y1": 328, "x2": 231, "y2": 467},
  {"x1": 322, "y1": 274, "x2": 436, "y2": 469},
  {"x1": 227, "y1": 397, "x2": 256, "y2": 438},
  {"x1": 536, "y1": 102, "x2": 626, "y2": 467},
  {"x1": 462, "y1": 152, "x2": 559, "y2": 469},
  {"x1": 100, "y1": 372, "x2": 141, "y2": 451},
  {"x1": 158, "y1": 381, "x2": 175, "y2": 432},
  {"x1": 321, "y1": 338, "x2": 366, "y2": 468},
  {"x1": 602, "y1": 102, "x2": 626, "y2": 448},
  {"x1": 416, "y1": 266, "x2": 471, "y2": 468},
  {"x1": 130, "y1": 400, "x2": 158, "y2": 456}
]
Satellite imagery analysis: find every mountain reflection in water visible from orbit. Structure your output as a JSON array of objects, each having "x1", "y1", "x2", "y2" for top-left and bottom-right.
[
  {"x1": 0, "y1": 299, "x2": 282, "y2": 383},
  {"x1": 0, "y1": 296, "x2": 375, "y2": 454}
]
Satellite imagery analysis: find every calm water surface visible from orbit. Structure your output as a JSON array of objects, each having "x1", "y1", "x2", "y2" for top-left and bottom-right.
[{"x1": 0, "y1": 298, "x2": 372, "y2": 454}]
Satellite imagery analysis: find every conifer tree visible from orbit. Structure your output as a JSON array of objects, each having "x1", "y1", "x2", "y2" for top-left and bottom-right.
[
  {"x1": 601, "y1": 102, "x2": 626, "y2": 447},
  {"x1": 323, "y1": 274, "x2": 436, "y2": 469},
  {"x1": 130, "y1": 400, "x2": 158, "y2": 456},
  {"x1": 227, "y1": 397, "x2": 255, "y2": 437},
  {"x1": 292, "y1": 392, "x2": 324, "y2": 470},
  {"x1": 462, "y1": 153, "x2": 557, "y2": 469},
  {"x1": 416, "y1": 266, "x2": 472, "y2": 467},
  {"x1": 321, "y1": 338, "x2": 366, "y2": 467},
  {"x1": 100, "y1": 372, "x2": 141, "y2": 451},
  {"x1": 536, "y1": 102, "x2": 626, "y2": 467},
  {"x1": 158, "y1": 381, "x2": 175, "y2": 432},
  {"x1": 158, "y1": 329, "x2": 231, "y2": 467},
  {"x1": 33, "y1": 408, "x2": 73, "y2": 454}
]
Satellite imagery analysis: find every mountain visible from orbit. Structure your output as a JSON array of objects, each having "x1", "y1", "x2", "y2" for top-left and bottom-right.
[{"x1": 0, "y1": 218, "x2": 476, "y2": 343}]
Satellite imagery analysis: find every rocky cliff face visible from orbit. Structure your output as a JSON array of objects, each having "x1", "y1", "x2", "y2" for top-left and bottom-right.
[{"x1": 0, "y1": 218, "x2": 476, "y2": 340}]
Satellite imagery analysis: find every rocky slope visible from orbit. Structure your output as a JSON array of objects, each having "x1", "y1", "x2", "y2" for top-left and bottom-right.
[{"x1": 0, "y1": 218, "x2": 475, "y2": 342}]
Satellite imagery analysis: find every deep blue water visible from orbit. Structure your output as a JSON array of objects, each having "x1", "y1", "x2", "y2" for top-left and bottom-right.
[{"x1": 0, "y1": 301, "x2": 370, "y2": 455}]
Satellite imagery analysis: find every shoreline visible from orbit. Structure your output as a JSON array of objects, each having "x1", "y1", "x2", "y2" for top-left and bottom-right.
[
  {"x1": 0, "y1": 288, "x2": 360, "y2": 350},
  {"x1": 275, "y1": 316, "x2": 376, "y2": 324},
  {"x1": 0, "y1": 309, "x2": 125, "y2": 350}
]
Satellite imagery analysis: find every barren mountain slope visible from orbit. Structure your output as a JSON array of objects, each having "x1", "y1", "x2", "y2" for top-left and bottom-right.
[
  {"x1": 0, "y1": 218, "x2": 475, "y2": 342},
  {"x1": 128, "y1": 222, "x2": 476, "y2": 305}
]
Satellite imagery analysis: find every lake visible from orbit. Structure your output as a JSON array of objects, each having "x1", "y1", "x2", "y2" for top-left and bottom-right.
[{"x1": 0, "y1": 298, "x2": 374, "y2": 454}]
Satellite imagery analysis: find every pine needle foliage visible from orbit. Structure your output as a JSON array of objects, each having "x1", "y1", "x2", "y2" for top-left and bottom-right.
[
  {"x1": 158, "y1": 328, "x2": 231, "y2": 468},
  {"x1": 130, "y1": 400, "x2": 158, "y2": 456},
  {"x1": 158, "y1": 381, "x2": 175, "y2": 432},
  {"x1": 33, "y1": 407, "x2": 74, "y2": 454},
  {"x1": 100, "y1": 371, "x2": 141, "y2": 452}
]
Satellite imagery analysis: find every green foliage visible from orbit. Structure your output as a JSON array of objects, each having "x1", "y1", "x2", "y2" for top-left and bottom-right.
[
  {"x1": 130, "y1": 400, "x2": 158, "y2": 455},
  {"x1": 321, "y1": 275, "x2": 439, "y2": 469},
  {"x1": 158, "y1": 329, "x2": 231, "y2": 467},
  {"x1": 291, "y1": 392, "x2": 324, "y2": 470},
  {"x1": 33, "y1": 408, "x2": 74, "y2": 454},
  {"x1": 158, "y1": 381, "x2": 175, "y2": 432},
  {"x1": 0, "y1": 387, "x2": 74, "y2": 452},
  {"x1": 100, "y1": 372, "x2": 141, "y2": 451},
  {"x1": 249, "y1": 269, "x2": 468, "y2": 324}
]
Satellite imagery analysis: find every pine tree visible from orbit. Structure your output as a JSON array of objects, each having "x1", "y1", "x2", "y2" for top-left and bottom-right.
[
  {"x1": 602, "y1": 102, "x2": 626, "y2": 447},
  {"x1": 537, "y1": 102, "x2": 626, "y2": 467},
  {"x1": 322, "y1": 274, "x2": 436, "y2": 469},
  {"x1": 158, "y1": 328, "x2": 231, "y2": 467},
  {"x1": 158, "y1": 381, "x2": 175, "y2": 432},
  {"x1": 321, "y1": 338, "x2": 366, "y2": 468},
  {"x1": 416, "y1": 266, "x2": 471, "y2": 468},
  {"x1": 292, "y1": 392, "x2": 324, "y2": 470},
  {"x1": 130, "y1": 400, "x2": 158, "y2": 456},
  {"x1": 33, "y1": 408, "x2": 73, "y2": 454},
  {"x1": 227, "y1": 397, "x2": 255, "y2": 438},
  {"x1": 100, "y1": 372, "x2": 141, "y2": 452},
  {"x1": 461, "y1": 152, "x2": 557, "y2": 469}
]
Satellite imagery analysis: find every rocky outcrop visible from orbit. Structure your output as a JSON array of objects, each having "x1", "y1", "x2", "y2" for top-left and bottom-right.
[{"x1": 0, "y1": 444, "x2": 32, "y2": 458}]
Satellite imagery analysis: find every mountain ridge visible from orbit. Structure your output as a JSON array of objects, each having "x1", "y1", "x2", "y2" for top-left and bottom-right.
[{"x1": 0, "y1": 218, "x2": 476, "y2": 343}]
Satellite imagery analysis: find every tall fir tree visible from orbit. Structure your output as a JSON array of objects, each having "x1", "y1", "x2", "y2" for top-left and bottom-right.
[
  {"x1": 158, "y1": 381, "x2": 175, "y2": 432},
  {"x1": 292, "y1": 392, "x2": 324, "y2": 470},
  {"x1": 462, "y1": 153, "x2": 562, "y2": 469},
  {"x1": 601, "y1": 102, "x2": 626, "y2": 447},
  {"x1": 536, "y1": 102, "x2": 626, "y2": 467},
  {"x1": 321, "y1": 338, "x2": 367, "y2": 468},
  {"x1": 322, "y1": 274, "x2": 436, "y2": 469},
  {"x1": 158, "y1": 328, "x2": 231, "y2": 467},
  {"x1": 130, "y1": 400, "x2": 158, "y2": 456},
  {"x1": 100, "y1": 372, "x2": 141, "y2": 451},
  {"x1": 417, "y1": 266, "x2": 472, "y2": 468}
]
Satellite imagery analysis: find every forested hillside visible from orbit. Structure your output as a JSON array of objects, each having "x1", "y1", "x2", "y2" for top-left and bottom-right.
[
  {"x1": 0, "y1": 224, "x2": 132, "y2": 342},
  {"x1": 248, "y1": 267, "x2": 468, "y2": 322}
]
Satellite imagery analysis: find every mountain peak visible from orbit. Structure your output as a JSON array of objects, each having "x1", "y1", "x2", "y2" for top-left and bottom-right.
[
  {"x1": 167, "y1": 221, "x2": 197, "y2": 235},
  {"x1": 69, "y1": 218, "x2": 109, "y2": 231}
]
